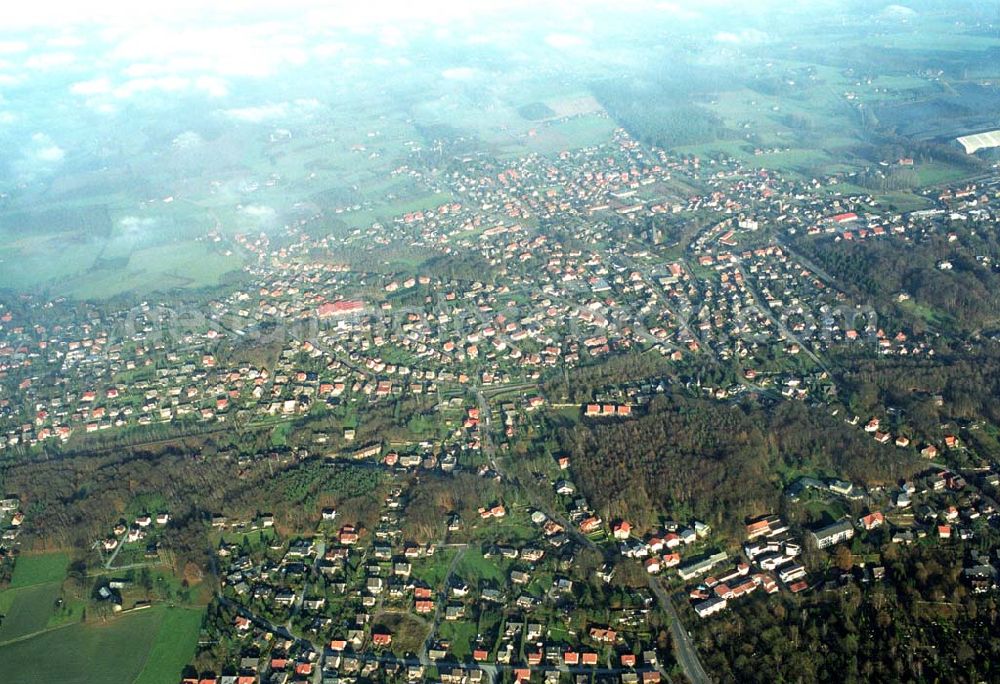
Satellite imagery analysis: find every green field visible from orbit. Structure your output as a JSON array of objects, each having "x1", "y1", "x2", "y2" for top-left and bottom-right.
[
  {"x1": 502, "y1": 114, "x2": 618, "y2": 159},
  {"x1": 801, "y1": 498, "x2": 848, "y2": 527},
  {"x1": 217, "y1": 527, "x2": 277, "y2": 550},
  {"x1": 0, "y1": 582, "x2": 66, "y2": 642},
  {"x1": 59, "y1": 241, "x2": 245, "y2": 300},
  {"x1": 409, "y1": 548, "x2": 460, "y2": 588},
  {"x1": 133, "y1": 607, "x2": 205, "y2": 684},
  {"x1": 0, "y1": 553, "x2": 79, "y2": 642},
  {"x1": 898, "y1": 298, "x2": 951, "y2": 329},
  {"x1": 0, "y1": 553, "x2": 202, "y2": 683},
  {"x1": 8, "y1": 553, "x2": 70, "y2": 589},
  {"x1": 0, "y1": 604, "x2": 203, "y2": 684},
  {"x1": 872, "y1": 190, "x2": 935, "y2": 213},
  {"x1": 271, "y1": 421, "x2": 293, "y2": 447},
  {"x1": 436, "y1": 618, "x2": 479, "y2": 660},
  {"x1": 0, "y1": 229, "x2": 245, "y2": 299},
  {"x1": 455, "y1": 550, "x2": 507, "y2": 585}
]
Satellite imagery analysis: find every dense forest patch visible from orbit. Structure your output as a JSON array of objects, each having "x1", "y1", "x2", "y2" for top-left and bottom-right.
[
  {"x1": 559, "y1": 395, "x2": 918, "y2": 536},
  {"x1": 592, "y1": 80, "x2": 730, "y2": 149}
]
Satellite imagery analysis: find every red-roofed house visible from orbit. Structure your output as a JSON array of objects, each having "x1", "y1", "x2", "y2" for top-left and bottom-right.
[
  {"x1": 318, "y1": 300, "x2": 365, "y2": 318},
  {"x1": 859, "y1": 511, "x2": 885, "y2": 531},
  {"x1": 613, "y1": 521, "x2": 632, "y2": 540}
]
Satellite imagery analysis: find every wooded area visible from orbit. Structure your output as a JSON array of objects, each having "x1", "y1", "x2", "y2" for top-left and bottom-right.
[{"x1": 558, "y1": 395, "x2": 918, "y2": 537}]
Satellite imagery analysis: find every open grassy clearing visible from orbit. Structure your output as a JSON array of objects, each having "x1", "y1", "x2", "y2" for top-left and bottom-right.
[
  {"x1": 455, "y1": 550, "x2": 508, "y2": 586},
  {"x1": 133, "y1": 607, "x2": 205, "y2": 684},
  {"x1": 0, "y1": 206, "x2": 245, "y2": 298},
  {"x1": 0, "y1": 583, "x2": 61, "y2": 641},
  {"x1": 436, "y1": 618, "x2": 479, "y2": 660},
  {"x1": 871, "y1": 190, "x2": 935, "y2": 213},
  {"x1": 409, "y1": 548, "x2": 459, "y2": 589},
  {"x1": 55, "y1": 241, "x2": 245, "y2": 300},
  {"x1": 375, "y1": 611, "x2": 430, "y2": 657},
  {"x1": 0, "y1": 604, "x2": 202, "y2": 684},
  {"x1": 495, "y1": 114, "x2": 618, "y2": 160},
  {"x1": 0, "y1": 233, "x2": 105, "y2": 292},
  {"x1": 336, "y1": 190, "x2": 457, "y2": 230},
  {"x1": 8, "y1": 552, "x2": 70, "y2": 589}
]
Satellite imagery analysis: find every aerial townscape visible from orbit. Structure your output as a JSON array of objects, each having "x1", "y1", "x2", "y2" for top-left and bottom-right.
[{"x1": 2, "y1": 1, "x2": 1000, "y2": 683}]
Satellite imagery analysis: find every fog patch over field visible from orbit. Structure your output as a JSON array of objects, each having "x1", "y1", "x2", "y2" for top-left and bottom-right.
[{"x1": 0, "y1": 0, "x2": 996, "y2": 298}]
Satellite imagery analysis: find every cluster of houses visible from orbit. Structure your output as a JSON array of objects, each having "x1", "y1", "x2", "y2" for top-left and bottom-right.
[
  {"x1": 849, "y1": 414, "x2": 954, "y2": 456},
  {"x1": 0, "y1": 133, "x2": 869, "y2": 452},
  {"x1": 5, "y1": 131, "x2": 993, "y2": 464},
  {"x1": 891, "y1": 467, "x2": 999, "y2": 548},
  {"x1": 201, "y1": 448, "x2": 676, "y2": 684},
  {"x1": 1, "y1": 99, "x2": 998, "y2": 684},
  {"x1": 100, "y1": 511, "x2": 169, "y2": 554},
  {"x1": 0, "y1": 496, "x2": 23, "y2": 542},
  {"x1": 686, "y1": 514, "x2": 804, "y2": 619},
  {"x1": 612, "y1": 519, "x2": 711, "y2": 576},
  {"x1": 583, "y1": 403, "x2": 633, "y2": 418}
]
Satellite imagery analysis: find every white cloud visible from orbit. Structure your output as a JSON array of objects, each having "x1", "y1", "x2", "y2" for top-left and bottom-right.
[
  {"x1": 36, "y1": 146, "x2": 65, "y2": 162},
  {"x1": 117, "y1": 63, "x2": 230, "y2": 97},
  {"x1": 223, "y1": 103, "x2": 290, "y2": 123},
  {"x1": 223, "y1": 99, "x2": 319, "y2": 123},
  {"x1": 47, "y1": 35, "x2": 86, "y2": 48},
  {"x1": 0, "y1": 41, "x2": 28, "y2": 54},
  {"x1": 881, "y1": 4, "x2": 915, "y2": 19},
  {"x1": 172, "y1": 131, "x2": 204, "y2": 150},
  {"x1": 70, "y1": 77, "x2": 113, "y2": 96},
  {"x1": 312, "y1": 42, "x2": 345, "y2": 59},
  {"x1": 121, "y1": 62, "x2": 167, "y2": 78},
  {"x1": 24, "y1": 52, "x2": 77, "y2": 69},
  {"x1": 28, "y1": 133, "x2": 65, "y2": 163},
  {"x1": 239, "y1": 204, "x2": 276, "y2": 218},
  {"x1": 655, "y1": 2, "x2": 701, "y2": 20},
  {"x1": 544, "y1": 33, "x2": 587, "y2": 49},
  {"x1": 714, "y1": 29, "x2": 769, "y2": 45},
  {"x1": 120, "y1": 216, "x2": 157, "y2": 231},
  {"x1": 113, "y1": 75, "x2": 191, "y2": 99},
  {"x1": 195, "y1": 75, "x2": 229, "y2": 98},
  {"x1": 111, "y1": 24, "x2": 310, "y2": 78},
  {"x1": 87, "y1": 101, "x2": 118, "y2": 115},
  {"x1": 379, "y1": 26, "x2": 406, "y2": 48},
  {"x1": 441, "y1": 67, "x2": 477, "y2": 81}
]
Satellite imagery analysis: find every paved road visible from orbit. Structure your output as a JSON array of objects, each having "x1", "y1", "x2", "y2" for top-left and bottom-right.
[
  {"x1": 616, "y1": 245, "x2": 703, "y2": 353},
  {"x1": 473, "y1": 386, "x2": 598, "y2": 552},
  {"x1": 418, "y1": 544, "x2": 468, "y2": 667},
  {"x1": 647, "y1": 575, "x2": 712, "y2": 684},
  {"x1": 733, "y1": 261, "x2": 832, "y2": 377},
  {"x1": 224, "y1": 586, "x2": 668, "y2": 682},
  {"x1": 103, "y1": 537, "x2": 127, "y2": 570},
  {"x1": 477, "y1": 383, "x2": 710, "y2": 684}
]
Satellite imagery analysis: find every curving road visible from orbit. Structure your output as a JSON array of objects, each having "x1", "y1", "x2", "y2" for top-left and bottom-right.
[
  {"x1": 647, "y1": 575, "x2": 712, "y2": 684},
  {"x1": 477, "y1": 384, "x2": 710, "y2": 683}
]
